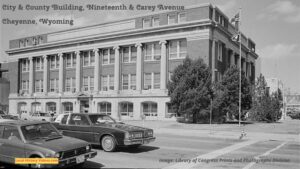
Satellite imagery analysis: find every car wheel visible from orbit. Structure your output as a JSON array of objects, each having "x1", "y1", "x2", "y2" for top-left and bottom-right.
[{"x1": 101, "y1": 135, "x2": 116, "y2": 152}]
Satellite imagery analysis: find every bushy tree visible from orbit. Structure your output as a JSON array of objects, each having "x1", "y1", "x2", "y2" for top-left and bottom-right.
[
  {"x1": 168, "y1": 57, "x2": 213, "y2": 123},
  {"x1": 214, "y1": 65, "x2": 253, "y2": 121}
]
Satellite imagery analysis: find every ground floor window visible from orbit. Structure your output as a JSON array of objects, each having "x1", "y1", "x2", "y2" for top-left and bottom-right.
[
  {"x1": 31, "y1": 102, "x2": 41, "y2": 114},
  {"x1": 98, "y1": 102, "x2": 111, "y2": 115},
  {"x1": 63, "y1": 102, "x2": 73, "y2": 114},
  {"x1": 142, "y1": 102, "x2": 157, "y2": 116},
  {"x1": 119, "y1": 102, "x2": 133, "y2": 117},
  {"x1": 46, "y1": 102, "x2": 57, "y2": 115},
  {"x1": 18, "y1": 103, "x2": 27, "y2": 115}
]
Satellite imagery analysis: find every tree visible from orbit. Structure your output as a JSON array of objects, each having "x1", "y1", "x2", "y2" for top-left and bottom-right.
[
  {"x1": 214, "y1": 65, "x2": 253, "y2": 121},
  {"x1": 168, "y1": 57, "x2": 212, "y2": 123}
]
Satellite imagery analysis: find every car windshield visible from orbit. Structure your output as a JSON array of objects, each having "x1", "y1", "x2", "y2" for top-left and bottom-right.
[
  {"x1": 21, "y1": 123, "x2": 61, "y2": 141},
  {"x1": 89, "y1": 114, "x2": 116, "y2": 124}
]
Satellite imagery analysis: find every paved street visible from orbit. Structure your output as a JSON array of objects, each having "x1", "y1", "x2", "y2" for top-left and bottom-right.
[{"x1": 83, "y1": 118, "x2": 300, "y2": 169}]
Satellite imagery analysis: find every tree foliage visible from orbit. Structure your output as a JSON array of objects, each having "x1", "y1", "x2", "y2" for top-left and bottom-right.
[
  {"x1": 214, "y1": 65, "x2": 253, "y2": 121},
  {"x1": 168, "y1": 58, "x2": 212, "y2": 123}
]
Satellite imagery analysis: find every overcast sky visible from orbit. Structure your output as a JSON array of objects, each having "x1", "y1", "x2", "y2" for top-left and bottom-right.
[{"x1": 1, "y1": 0, "x2": 299, "y2": 93}]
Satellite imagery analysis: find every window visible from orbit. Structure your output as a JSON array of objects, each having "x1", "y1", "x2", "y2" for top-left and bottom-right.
[
  {"x1": 144, "y1": 42, "x2": 161, "y2": 61},
  {"x1": 66, "y1": 53, "x2": 76, "y2": 68},
  {"x1": 178, "y1": 13, "x2": 187, "y2": 23},
  {"x1": 169, "y1": 39, "x2": 187, "y2": 59},
  {"x1": 143, "y1": 102, "x2": 158, "y2": 116},
  {"x1": 50, "y1": 55, "x2": 59, "y2": 69},
  {"x1": 168, "y1": 14, "x2": 177, "y2": 24},
  {"x1": 122, "y1": 46, "x2": 136, "y2": 63},
  {"x1": 31, "y1": 102, "x2": 41, "y2": 114},
  {"x1": 102, "y1": 48, "x2": 115, "y2": 65},
  {"x1": 218, "y1": 42, "x2": 223, "y2": 61},
  {"x1": 101, "y1": 75, "x2": 114, "y2": 91},
  {"x1": 1, "y1": 126, "x2": 21, "y2": 140},
  {"x1": 109, "y1": 75, "x2": 114, "y2": 90},
  {"x1": 122, "y1": 74, "x2": 129, "y2": 90},
  {"x1": 35, "y1": 80, "x2": 43, "y2": 93},
  {"x1": 69, "y1": 114, "x2": 90, "y2": 126},
  {"x1": 35, "y1": 57, "x2": 43, "y2": 71},
  {"x1": 82, "y1": 51, "x2": 95, "y2": 67},
  {"x1": 99, "y1": 102, "x2": 111, "y2": 115},
  {"x1": 21, "y1": 59, "x2": 29, "y2": 72},
  {"x1": 21, "y1": 80, "x2": 29, "y2": 93},
  {"x1": 143, "y1": 18, "x2": 151, "y2": 28},
  {"x1": 120, "y1": 102, "x2": 133, "y2": 116},
  {"x1": 63, "y1": 102, "x2": 73, "y2": 114},
  {"x1": 50, "y1": 79, "x2": 58, "y2": 92},
  {"x1": 83, "y1": 76, "x2": 94, "y2": 91},
  {"x1": 154, "y1": 73, "x2": 160, "y2": 89},
  {"x1": 144, "y1": 73, "x2": 152, "y2": 90},
  {"x1": 65, "y1": 78, "x2": 75, "y2": 92},
  {"x1": 130, "y1": 74, "x2": 136, "y2": 90},
  {"x1": 152, "y1": 17, "x2": 160, "y2": 27},
  {"x1": 46, "y1": 102, "x2": 56, "y2": 114}
]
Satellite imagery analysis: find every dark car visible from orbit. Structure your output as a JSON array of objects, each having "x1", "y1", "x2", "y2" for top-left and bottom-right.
[
  {"x1": 0, "y1": 110, "x2": 18, "y2": 120},
  {"x1": 0, "y1": 120, "x2": 97, "y2": 168},
  {"x1": 53, "y1": 113, "x2": 156, "y2": 152}
]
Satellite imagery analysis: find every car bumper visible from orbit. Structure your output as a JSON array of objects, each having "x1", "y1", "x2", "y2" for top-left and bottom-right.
[
  {"x1": 124, "y1": 137, "x2": 156, "y2": 145},
  {"x1": 57, "y1": 151, "x2": 97, "y2": 167}
]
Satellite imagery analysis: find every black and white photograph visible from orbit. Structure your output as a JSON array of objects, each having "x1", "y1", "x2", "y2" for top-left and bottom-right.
[{"x1": 0, "y1": 0, "x2": 299, "y2": 168}]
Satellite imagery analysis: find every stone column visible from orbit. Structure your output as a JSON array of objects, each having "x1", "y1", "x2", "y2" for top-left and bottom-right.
[
  {"x1": 58, "y1": 53, "x2": 64, "y2": 93},
  {"x1": 29, "y1": 57, "x2": 34, "y2": 95},
  {"x1": 43, "y1": 55, "x2": 48, "y2": 94},
  {"x1": 160, "y1": 40, "x2": 167, "y2": 90},
  {"x1": 114, "y1": 46, "x2": 120, "y2": 91},
  {"x1": 75, "y1": 51, "x2": 81, "y2": 92},
  {"x1": 230, "y1": 50, "x2": 235, "y2": 66},
  {"x1": 135, "y1": 43, "x2": 142, "y2": 91},
  {"x1": 93, "y1": 48, "x2": 100, "y2": 92}
]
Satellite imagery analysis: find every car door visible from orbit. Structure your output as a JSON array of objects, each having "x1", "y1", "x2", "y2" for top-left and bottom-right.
[
  {"x1": 59, "y1": 114, "x2": 96, "y2": 143},
  {"x1": 0, "y1": 125, "x2": 25, "y2": 164}
]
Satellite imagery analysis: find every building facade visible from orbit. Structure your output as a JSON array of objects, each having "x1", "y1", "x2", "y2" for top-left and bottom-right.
[
  {"x1": 0, "y1": 63, "x2": 10, "y2": 113},
  {"x1": 5, "y1": 4, "x2": 258, "y2": 120}
]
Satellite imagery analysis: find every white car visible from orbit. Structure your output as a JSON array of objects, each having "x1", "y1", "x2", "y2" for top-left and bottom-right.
[{"x1": 21, "y1": 112, "x2": 54, "y2": 122}]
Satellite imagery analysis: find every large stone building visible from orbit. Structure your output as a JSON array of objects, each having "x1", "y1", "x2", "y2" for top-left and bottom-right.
[
  {"x1": 5, "y1": 4, "x2": 258, "y2": 120},
  {"x1": 0, "y1": 63, "x2": 9, "y2": 113}
]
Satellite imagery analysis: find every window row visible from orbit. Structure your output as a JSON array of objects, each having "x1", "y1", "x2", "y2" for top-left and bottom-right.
[{"x1": 142, "y1": 12, "x2": 186, "y2": 28}]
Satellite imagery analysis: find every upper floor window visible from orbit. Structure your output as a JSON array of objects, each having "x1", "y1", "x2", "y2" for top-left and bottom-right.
[
  {"x1": 66, "y1": 53, "x2": 76, "y2": 68},
  {"x1": 144, "y1": 42, "x2": 161, "y2": 61},
  {"x1": 169, "y1": 39, "x2": 187, "y2": 59},
  {"x1": 218, "y1": 42, "x2": 223, "y2": 61},
  {"x1": 21, "y1": 80, "x2": 29, "y2": 93},
  {"x1": 35, "y1": 80, "x2": 43, "y2": 93},
  {"x1": 168, "y1": 14, "x2": 177, "y2": 24},
  {"x1": 101, "y1": 75, "x2": 114, "y2": 91},
  {"x1": 35, "y1": 57, "x2": 44, "y2": 71},
  {"x1": 21, "y1": 59, "x2": 29, "y2": 72},
  {"x1": 83, "y1": 76, "x2": 94, "y2": 91},
  {"x1": 65, "y1": 77, "x2": 76, "y2": 92},
  {"x1": 122, "y1": 74, "x2": 136, "y2": 90},
  {"x1": 144, "y1": 72, "x2": 160, "y2": 90},
  {"x1": 178, "y1": 13, "x2": 187, "y2": 23},
  {"x1": 122, "y1": 46, "x2": 137, "y2": 63},
  {"x1": 50, "y1": 55, "x2": 59, "y2": 70},
  {"x1": 19, "y1": 40, "x2": 24, "y2": 48},
  {"x1": 50, "y1": 79, "x2": 59, "y2": 93},
  {"x1": 82, "y1": 51, "x2": 95, "y2": 67},
  {"x1": 152, "y1": 17, "x2": 160, "y2": 27},
  {"x1": 143, "y1": 18, "x2": 151, "y2": 28},
  {"x1": 101, "y1": 48, "x2": 115, "y2": 65}
]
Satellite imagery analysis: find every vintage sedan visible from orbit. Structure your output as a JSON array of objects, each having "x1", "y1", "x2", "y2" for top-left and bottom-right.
[
  {"x1": 0, "y1": 120, "x2": 97, "y2": 168},
  {"x1": 53, "y1": 113, "x2": 156, "y2": 152}
]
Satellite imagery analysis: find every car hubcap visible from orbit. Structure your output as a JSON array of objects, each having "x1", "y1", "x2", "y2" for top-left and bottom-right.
[{"x1": 103, "y1": 138, "x2": 113, "y2": 150}]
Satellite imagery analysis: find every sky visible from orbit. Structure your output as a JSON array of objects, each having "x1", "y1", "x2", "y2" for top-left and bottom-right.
[{"x1": 0, "y1": 0, "x2": 299, "y2": 93}]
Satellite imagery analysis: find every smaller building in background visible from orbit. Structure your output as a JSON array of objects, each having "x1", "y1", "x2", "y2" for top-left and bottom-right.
[
  {"x1": 0, "y1": 63, "x2": 10, "y2": 113},
  {"x1": 266, "y1": 78, "x2": 283, "y2": 95}
]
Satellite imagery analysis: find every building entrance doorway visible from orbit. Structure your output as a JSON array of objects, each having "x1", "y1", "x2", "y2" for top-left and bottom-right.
[{"x1": 80, "y1": 100, "x2": 89, "y2": 113}]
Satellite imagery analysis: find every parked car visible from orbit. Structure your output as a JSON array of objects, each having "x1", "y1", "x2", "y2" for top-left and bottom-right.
[
  {"x1": 0, "y1": 110, "x2": 18, "y2": 120},
  {"x1": 53, "y1": 113, "x2": 156, "y2": 152},
  {"x1": 0, "y1": 120, "x2": 97, "y2": 168},
  {"x1": 21, "y1": 112, "x2": 54, "y2": 122}
]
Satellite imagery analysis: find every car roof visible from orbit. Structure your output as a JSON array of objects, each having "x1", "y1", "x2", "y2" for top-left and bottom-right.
[
  {"x1": 0, "y1": 120, "x2": 49, "y2": 126},
  {"x1": 62, "y1": 113, "x2": 108, "y2": 116}
]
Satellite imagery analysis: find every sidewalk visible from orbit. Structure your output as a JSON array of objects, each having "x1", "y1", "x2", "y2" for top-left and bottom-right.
[{"x1": 125, "y1": 119, "x2": 300, "y2": 142}]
